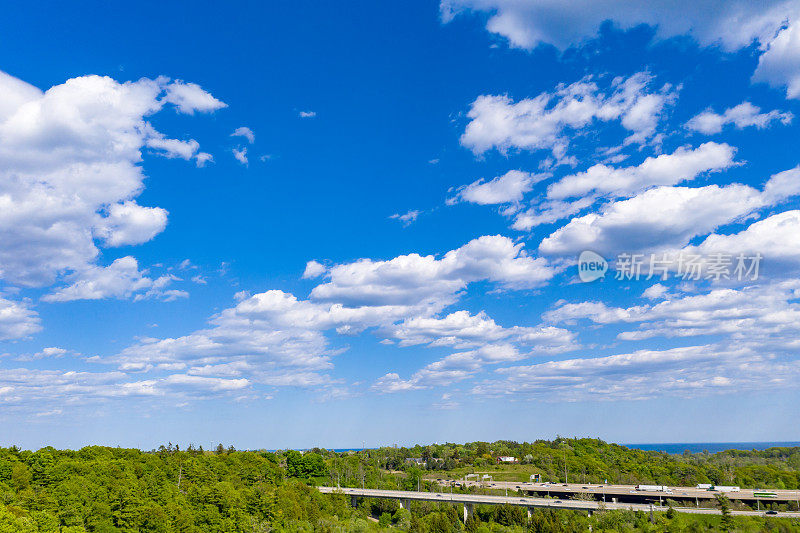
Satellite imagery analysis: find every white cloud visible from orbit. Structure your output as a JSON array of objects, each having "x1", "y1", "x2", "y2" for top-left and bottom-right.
[
  {"x1": 299, "y1": 111, "x2": 316, "y2": 118},
  {"x1": 689, "y1": 209, "x2": 800, "y2": 267},
  {"x1": 546, "y1": 142, "x2": 736, "y2": 200},
  {"x1": 0, "y1": 296, "x2": 41, "y2": 341},
  {"x1": 539, "y1": 184, "x2": 765, "y2": 256},
  {"x1": 0, "y1": 70, "x2": 224, "y2": 288},
  {"x1": 753, "y1": 19, "x2": 800, "y2": 99},
  {"x1": 546, "y1": 280, "x2": 800, "y2": 347},
  {"x1": 539, "y1": 165, "x2": 800, "y2": 257},
  {"x1": 473, "y1": 344, "x2": 800, "y2": 401},
  {"x1": 387, "y1": 310, "x2": 577, "y2": 351},
  {"x1": 231, "y1": 126, "x2": 255, "y2": 144},
  {"x1": 162, "y1": 80, "x2": 227, "y2": 114},
  {"x1": 94, "y1": 201, "x2": 168, "y2": 247},
  {"x1": 302, "y1": 260, "x2": 327, "y2": 279},
  {"x1": 390, "y1": 209, "x2": 421, "y2": 225},
  {"x1": 43, "y1": 256, "x2": 184, "y2": 302},
  {"x1": 373, "y1": 344, "x2": 524, "y2": 391},
  {"x1": 450, "y1": 170, "x2": 546, "y2": 205},
  {"x1": 440, "y1": 0, "x2": 796, "y2": 52},
  {"x1": 232, "y1": 147, "x2": 248, "y2": 165},
  {"x1": 461, "y1": 73, "x2": 676, "y2": 160},
  {"x1": 686, "y1": 102, "x2": 793, "y2": 133},
  {"x1": 311, "y1": 235, "x2": 556, "y2": 308}
]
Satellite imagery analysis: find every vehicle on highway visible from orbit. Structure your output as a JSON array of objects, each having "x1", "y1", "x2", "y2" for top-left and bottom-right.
[
  {"x1": 555, "y1": 500, "x2": 562, "y2": 504},
  {"x1": 635, "y1": 485, "x2": 668, "y2": 492},
  {"x1": 766, "y1": 510, "x2": 778, "y2": 515},
  {"x1": 754, "y1": 491, "x2": 778, "y2": 498},
  {"x1": 581, "y1": 486, "x2": 588, "y2": 489}
]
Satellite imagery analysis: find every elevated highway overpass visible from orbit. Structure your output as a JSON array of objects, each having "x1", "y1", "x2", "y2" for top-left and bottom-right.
[{"x1": 317, "y1": 486, "x2": 800, "y2": 521}]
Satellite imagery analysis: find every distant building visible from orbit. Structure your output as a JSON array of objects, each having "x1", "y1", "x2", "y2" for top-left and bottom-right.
[
  {"x1": 406, "y1": 457, "x2": 427, "y2": 467},
  {"x1": 498, "y1": 456, "x2": 518, "y2": 463}
]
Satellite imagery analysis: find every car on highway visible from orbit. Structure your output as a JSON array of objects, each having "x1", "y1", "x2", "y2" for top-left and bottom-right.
[
  {"x1": 766, "y1": 510, "x2": 778, "y2": 515},
  {"x1": 554, "y1": 500, "x2": 562, "y2": 504}
]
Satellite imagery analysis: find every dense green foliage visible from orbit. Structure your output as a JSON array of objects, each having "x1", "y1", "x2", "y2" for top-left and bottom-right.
[
  {"x1": 351, "y1": 438, "x2": 800, "y2": 489},
  {"x1": 1, "y1": 439, "x2": 799, "y2": 532}
]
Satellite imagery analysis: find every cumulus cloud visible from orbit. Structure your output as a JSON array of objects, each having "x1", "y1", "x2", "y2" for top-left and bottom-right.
[
  {"x1": 686, "y1": 102, "x2": 793, "y2": 134},
  {"x1": 373, "y1": 344, "x2": 525, "y2": 391},
  {"x1": 473, "y1": 344, "x2": 800, "y2": 401},
  {"x1": 303, "y1": 260, "x2": 327, "y2": 279},
  {"x1": 546, "y1": 142, "x2": 736, "y2": 200},
  {"x1": 546, "y1": 280, "x2": 800, "y2": 347},
  {"x1": 461, "y1": 73, "x2": 676, "y2": 160},
  {"x1": 162, "y1": 80, "x2": 227, "y2": 114},
  {"x1": 43, "y1": 256, "x2": 185, "y2": 302},
  {"x1": 299, "y1": 111, "x2": 316, "y2": 118},
  {"x1": 539, "y1": 166, "x2": 800, "y2": 257},
  {"x1": 753, "y1": 19, "x2": 800, "y2": 99},
  {"x1": 441, "y1": 0, "x2": 796, "y2": 52},
  {"x1": 387, "y1": 310, "x2": 577, "y2": 351},
  {"x1": 311, "y1": 235, "x2": 556, "y2": 309},
  {"x1": 449, "y1": 170, "x2": 546, "y2": 205},
  {"x1": 0, "y1": 296, "x2": 41, "y2": 341},
  {"x1": 0, "y1": 70, "x2": 224, "y2": 289}
]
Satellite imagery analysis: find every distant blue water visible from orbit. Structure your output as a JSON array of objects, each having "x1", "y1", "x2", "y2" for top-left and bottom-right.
[{"x1": 625, "y1": 442, "x2": 800, "y2": 454}]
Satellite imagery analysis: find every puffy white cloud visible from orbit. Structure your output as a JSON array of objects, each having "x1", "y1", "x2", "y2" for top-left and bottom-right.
[
  {"x1": 113, "y1": 289, "x2": 421, "y2": 380},
  {"x1": 0, "y1": 367, "x2": 250, "y2": 412},
  {"x1": 0, "y1": 70, "x2": 224, "y2": 288},
  {"x1": 449, "y1": 170, "x2": 545, "y2": 205},
  {"x1": 753, "y1": 19, "x2": 800, "y2": 99},
  {"x1": 696, "y1": 209, "x2": 800, "y2": 261},
  {"x1": 539, "y1": 184, "x2": 764, "y2": 256},
  {"x1": 546, "y1": 142, "x2": 736, "y2": 200},
  {"x1": 373, "y1": 344, "x2": 524, "y2": 391},
  {"x1": 473, "y1": 344, "x2": 800, "y2": 401},
  {"x1": 311, "y1": 235, "x2": 556, "y2": 308},
  {"x1": 162, "y1": 80, "x2": 227, "y2": 114},
  {"x1": 94, "y1": 201, "x2": 168, "y2": 247},
  {"x1": 460, "y1": 73, "x2": 676, "y2": 160},
  {"x1": 299, "y1": 111, "x2": 316, "y2": 118},
  {"x1": 545, "y1": 280, "x2": 800, "y2": 347},
  {"x1": 441, "y1": 0, "x2": 796, "y2": 52},
  {"x1": 0, "y1": 296, "x2": 41, "y2": 340},
  {"x1": 686, "y1": 102, "x2": 793, "y2": 134},
  {"x1": 302, "y1": 260, "x2": 327, "y2": 279},
  {"x1": 43, "y1": 256, "x2": 185, "y2": 302},
  {"x1": 387, "y1": 310, "x2": 577, "y2": 351},
  {"x1": 231, "y1": 126, "x2": 255, "y2": 143},
  {"x1": 539, "y1": 166, "x2": 800, "y2": 257}
]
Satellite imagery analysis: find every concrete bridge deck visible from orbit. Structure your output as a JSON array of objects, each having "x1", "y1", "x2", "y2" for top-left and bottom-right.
[{"x1": 317, "y1": 486, "x2": 800, "y2": 520}]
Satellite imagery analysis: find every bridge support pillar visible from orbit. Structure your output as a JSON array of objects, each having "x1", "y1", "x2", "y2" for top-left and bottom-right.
[
  {"x1": 527, "y1": 507, "x2": 532, "y2": 520},
  {"x1": 399, "y1": 499, "x2": 410, "y2": 509},
  {"x1": 350, "y1": 495, "x2": 358, "y2": 508},
  {"x1": 463, "y1": 503, "x2": 474, "y2": 523},
  {"x1": 612, "y1": 497, "x2": 617, "y2": 503}
]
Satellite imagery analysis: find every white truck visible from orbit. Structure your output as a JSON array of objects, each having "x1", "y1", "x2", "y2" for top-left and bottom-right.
[
  {"x1": 713, "y1": 486, "x2": 740, "y2": 492},
  {"x1": 635, "y1": 485, "x2": 668, "y2": 492},
  {"x1": 696, "y1": 484, "x2": 713, "y2": 489}
]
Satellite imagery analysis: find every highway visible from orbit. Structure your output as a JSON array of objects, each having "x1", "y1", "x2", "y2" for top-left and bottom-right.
[
  {"x1": 434, "y1": 479, "x2": 800, "y2": 504},
  {"x1": 317, "y1": 487, "x2": 800, "y2": 518}
]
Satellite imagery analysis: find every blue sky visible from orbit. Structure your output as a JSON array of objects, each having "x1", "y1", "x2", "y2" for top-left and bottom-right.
[{"x1": 2, "y1": 1, "x2": 800, "y2": 450}]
